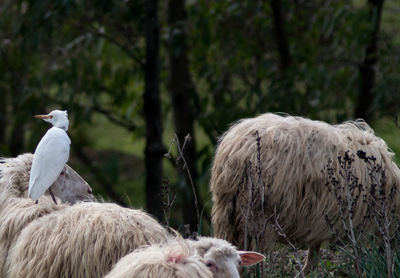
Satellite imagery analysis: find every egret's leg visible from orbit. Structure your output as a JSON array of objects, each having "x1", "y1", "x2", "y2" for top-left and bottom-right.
[{"x1": 49, "y1": 188, "x2": 58, "y2": 204}]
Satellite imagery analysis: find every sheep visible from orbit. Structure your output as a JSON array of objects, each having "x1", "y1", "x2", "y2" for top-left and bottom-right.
[
  {"x1": 104, "y1": 239, "x2": 213, "y2": 278},
  {"x1": 106, "y1": 236, "x2": 265, "y2": 278},
  {"x1": 1, "y1": 155, "x2": 264, "y2": 278},
  {"x1": 0, "y1": 197, "x2": 66, "y2": 277},
  {"x1": 7, "y1": 201, "x2": 263, "y2": 278},
  {"x1": 0, "y1": 153, "x2": 92, "y2": 276},
  {"x1": 0, "y1": 153, "x2": 168, "y2": 278},
  {"x1": 187, "y1": 236, "x2": 265, "y2": 278},
  {"x1": 0, "y1": 153, "x2": 93, "y2": 204},
  {"x1": 7, "y1": 202, "x2": 170, "y2": 278},
  {"x1": 210, "y1": 113, "x2": 400, "y2": 273}
]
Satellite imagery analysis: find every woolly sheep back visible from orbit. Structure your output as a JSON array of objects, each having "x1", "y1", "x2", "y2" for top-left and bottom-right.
[
  {"x1": 105, "y1": 239, "x2": 213, "y2": 278},
  {"x1": 7, "y1": 202, "x2": 170, "y2": 278},
  {"x1": 210, "y1": 113, "x2": 400, "y2": 272},
  {"x1": 0, "y1": 154, "x2": 68, "y2": 276},
  {"x1": 0, "y1": 197, "x2": 65, "y2": 276},
  {"x1": 0, "y1": 153, "x2": 93, "y2": 203},
  {"x1": 0, "y1": 153, "x2": 33, "y2": 199}
]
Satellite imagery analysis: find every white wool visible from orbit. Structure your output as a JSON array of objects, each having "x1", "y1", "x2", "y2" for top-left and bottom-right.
[
  {"x1": 211, "y1": 113, "x2": 400, "y2": 273},
  {"x1": 105, "y1": 239, "x2": 213, "y2": 278},
  {"x1": 7, "y1": 202, "x2": 170, "y2": 278}
]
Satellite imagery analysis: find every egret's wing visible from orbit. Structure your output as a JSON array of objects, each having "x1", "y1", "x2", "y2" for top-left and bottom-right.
[{"x1": 29, "y1": 127, "x2": 71, "y2": 201}]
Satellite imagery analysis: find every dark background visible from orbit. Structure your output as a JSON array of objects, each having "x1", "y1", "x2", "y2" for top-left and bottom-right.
[{"x1": 0, "y1": 0, "x2": 399, "y2": 235}]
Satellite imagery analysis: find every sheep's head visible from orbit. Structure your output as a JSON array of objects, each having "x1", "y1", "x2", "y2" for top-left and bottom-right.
[
  {"x1": 50, "y1": 164, "x2": 93, "y2": 204},
  {"x1": 105, "y1": 239, "x2": 213, "y2": 278},
  {"x1": 191, "y1": 237, "x2": 265, "y2": 278},
  {"x1": 0, "y1": 153, "x2": 93, "y2": 204}
]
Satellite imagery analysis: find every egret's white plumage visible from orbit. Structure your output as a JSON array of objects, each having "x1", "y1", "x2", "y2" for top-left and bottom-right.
[{"x1": 28, "y1": 110, "x2": 71, "y2": 202}]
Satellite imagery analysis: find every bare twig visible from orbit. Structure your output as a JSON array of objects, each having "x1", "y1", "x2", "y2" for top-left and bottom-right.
[
  {"x1": 92, "y1": 104, "x2": 137, "y2": 132},
  {"x1": 165, "y1": 134, "x2": 200, "y2": 229},
  {"x1": 174, "y1": 134, "x2": 200, "y2": 226},
  {"x1": 160, "y1": 178, "x2": 176, "y2": 227},
  {"x1": 71, "y1": 21, "x2": 145, "y2": 68},
  {"x1": 358, "y1": 151, "x2": 397, "y2": 278},
  {"x1": 273, "y1": 208, "x2": 306, "y2": 278},
  {"x1": 325, "y1": 150, "x2": 399, "y2": 277}
]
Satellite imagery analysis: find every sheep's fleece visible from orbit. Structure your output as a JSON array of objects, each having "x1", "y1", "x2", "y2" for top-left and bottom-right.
[{"x1": 211, "y1": 113, "x2": 400, "y2": 272}]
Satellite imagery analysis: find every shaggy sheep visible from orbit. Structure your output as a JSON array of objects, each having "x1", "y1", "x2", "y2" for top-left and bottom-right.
[
  {"x1": 0, "y1": 153, "x2": 85, "y2": 276},
  {"x1": 210, "y1": 113, "x2": 400, "y2": 273},
  {"x1": 1, "y1": 155, "x2": 264, "y2": 278},
  {"x1": 0, "y1": 197, "x2": 66, "y2": 276},
  {"x1": 0, "y1": 153, "x2": 168, "y2": 278},
  {"x1": 106, "y1": 236, "x2": 264, "y2": 278},
  {"x1": 104, "y1": 239, "x2": 213, "y2": 278},
  {"x1": 7, "y1": 202, "x2": 170, "y2": 278},
  {"x1": 0, "y1": 153, "x2": 93, "y2": 204}
]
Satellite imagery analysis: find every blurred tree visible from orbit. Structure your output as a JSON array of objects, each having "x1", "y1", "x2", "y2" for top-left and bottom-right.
[
  {"x1": 0, "y1": 0, "x2": 399, "y2": 232},
  {"x1": 187, "y1": 0, "x2": 399, "y2": 132},
  {"x1": 0, "y1": 0, "x2": 48, "y2": 156},
  {"x1": 167, "y1": 0, "x2": 201, "y2": 232},
  {"x1": 270, "y1": 0, "x2": 291, "y2": 71},
  {"x1": 144, "y1": 0, "x2": 164, "y2": 220},
  {"x1": 0, "y1": 0, "x2": 148, "y2": 206},
  {"x1": 355, "y1": 0, "x2": 385, "y2": 122}
]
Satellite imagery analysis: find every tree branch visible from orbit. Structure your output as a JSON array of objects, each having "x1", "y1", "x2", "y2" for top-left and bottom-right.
[
  {"x1": 72, "y1": 144, "x2": 129, "y2": 207},
  {"x1": 71, "y1": 21, "x2": 145, "y2": 68},
  {"x1": 92, "y1": 105, "x2": 137, "y2": 132}
]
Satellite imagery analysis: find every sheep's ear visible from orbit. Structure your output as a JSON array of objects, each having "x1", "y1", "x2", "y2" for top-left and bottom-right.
[
  {"x1": 238, "y1": 251, "x2": 265, "y2": 266},
  {"x1": 167, "y1": 248, "x2": 184, "y2": 263}
]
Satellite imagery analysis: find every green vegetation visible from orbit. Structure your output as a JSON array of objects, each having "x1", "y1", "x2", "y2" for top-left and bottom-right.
[
  {"x1": 0, "y1": 0, "x2": 400, "y2": 276},
  {"x1": 373, "y1": 118, "x2": 400, "y2": 164}
]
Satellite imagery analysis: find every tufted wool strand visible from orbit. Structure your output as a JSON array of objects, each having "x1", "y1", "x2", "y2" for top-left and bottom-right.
[{"x1": 0, "y1": 153, "x2": 35, "y2": 199}]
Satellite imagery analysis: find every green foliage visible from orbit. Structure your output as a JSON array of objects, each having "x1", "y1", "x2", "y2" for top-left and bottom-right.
[
  {"x1": 373, "y1": 117, "x2": 400, "y2": 164},
  {"x1": 188, "y1": 0, "x2": 387, "y2": 132},
  {"x1": 1, "y1": 0, "x2": 400, "y2": 237}
]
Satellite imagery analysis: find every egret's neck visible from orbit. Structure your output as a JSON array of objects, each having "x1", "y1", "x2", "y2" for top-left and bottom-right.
[{"x1": 53, "y1": 119, "x2": 69, "y2": 131}]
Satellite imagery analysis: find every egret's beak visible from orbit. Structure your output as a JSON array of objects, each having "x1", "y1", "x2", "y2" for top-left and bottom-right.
[{"x1": 34, "y1": 114, "x2": 53, "y2": 119}]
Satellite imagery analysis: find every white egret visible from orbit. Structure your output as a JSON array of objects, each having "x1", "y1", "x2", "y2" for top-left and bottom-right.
[{"x1": 29, "y1": 110, "x2": 71, "y2": 204}]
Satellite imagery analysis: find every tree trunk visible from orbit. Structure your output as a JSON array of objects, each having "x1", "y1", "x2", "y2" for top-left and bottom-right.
[
  {"x1": 167, "y1": 0, "x2": 202, "y2": 232},
  {"x1": 270, "y1": 0, "x2": 291, "y2": 71},
  {"x1": 270, "y1": 0, "x2": 295, "y2": 111},
  {"x1": 9, "y1": 121, "x2": 24, "y2": 156},
  {"x1": 355, "y1": 0, "x2": 384, "y2": 122},
  {"x1": 0, "y1": 92, "x2": 7, "y2": 151},
  {"x1": 9, "y1": 91, "x2": 24, "y2": 156},
  {"x1": 144, "y1": 0, "x2": 164, "y2": 221}
]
